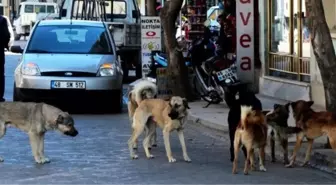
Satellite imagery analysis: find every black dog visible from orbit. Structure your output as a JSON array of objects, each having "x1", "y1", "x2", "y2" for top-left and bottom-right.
[{"x1": 227, "y1": 88, "x2": 263, "y2": 162}]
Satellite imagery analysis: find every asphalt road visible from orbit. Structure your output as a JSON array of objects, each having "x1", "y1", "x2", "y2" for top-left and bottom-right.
[{"x1": 2, "y1": 41, "x2": 336, "y2": 184}]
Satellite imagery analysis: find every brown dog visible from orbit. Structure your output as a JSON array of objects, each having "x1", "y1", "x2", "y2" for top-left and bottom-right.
[
  {"x1": 286, "y1": 100, "x2": 336, "y2": 168},
  {"x1": 232, "y1": 106, "x2": 269, "y2": 175},
  {"x1": 128, "y1": 96, "x2": 191, "y2": 163},
  {"x1": 266, "y1": 103, "x2": 302, "y2": 164}
]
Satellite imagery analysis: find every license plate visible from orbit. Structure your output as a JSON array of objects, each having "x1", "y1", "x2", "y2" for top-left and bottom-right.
[
  {"x1": 129, "y1": 70, "x2": 136, "y2": 76},
  {"x1": 51, "y1": 81, "x2": 86, "y2": 89},
  {"x1": 216, "y1": 68, "x2": 235, "y2": 82}
]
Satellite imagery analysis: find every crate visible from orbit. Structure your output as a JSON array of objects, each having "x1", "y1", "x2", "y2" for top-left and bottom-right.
[{"x1": 124, "y1": 24, "x2": 141, "y2": 47}]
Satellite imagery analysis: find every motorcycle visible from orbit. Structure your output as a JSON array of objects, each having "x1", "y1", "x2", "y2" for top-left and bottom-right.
[{"x1": 190, "y1": 36, "x2": 242, "y2": 108}]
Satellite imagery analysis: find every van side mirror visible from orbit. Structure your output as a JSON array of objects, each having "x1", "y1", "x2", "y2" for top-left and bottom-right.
[
  {"x1": 61, "y1": 9, "x2": 67, "y2": 17},
  {"x1": 132, "y1": 10, "x2": 139, "y2": 18}
]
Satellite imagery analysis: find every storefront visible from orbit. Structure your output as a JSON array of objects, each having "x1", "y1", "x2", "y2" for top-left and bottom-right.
[{"x1": 259, "y1": 0, "x2": 336, "y2": 108}]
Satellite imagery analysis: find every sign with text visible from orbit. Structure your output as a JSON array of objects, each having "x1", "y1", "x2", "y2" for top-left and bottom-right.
[
  {"x1": 141, "y1": 16, "x2": 162, "y2": 77},
  {"x1": 236, "y1": 0, "x2": 254, "y2": 83}
]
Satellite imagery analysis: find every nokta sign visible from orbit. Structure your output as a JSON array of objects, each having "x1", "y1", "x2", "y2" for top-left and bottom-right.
[{"x1": 236, "y1": 0, "x2": 254, "y2": 83}]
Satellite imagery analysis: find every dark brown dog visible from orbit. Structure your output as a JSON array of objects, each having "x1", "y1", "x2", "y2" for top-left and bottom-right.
[
  {"x1": 266, "y1": 103, "x2": 302, "y2": 164},
  {"x1": 287, "y1": 100, "x2": 336, "y2": 168}
]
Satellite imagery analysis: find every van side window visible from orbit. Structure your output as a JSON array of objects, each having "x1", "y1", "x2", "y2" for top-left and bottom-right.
[
  {"x1": 24, "y1": 5, "x2": 34, "y2": 13},
  {"x1": 47, "y1": 5, "x2": 55, "y2": 13},
  {"x1": 35, "y1": 5, "x2": 46, "y2": 13}
]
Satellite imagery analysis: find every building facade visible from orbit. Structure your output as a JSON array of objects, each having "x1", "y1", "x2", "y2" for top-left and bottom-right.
[{"x1": 258, "y1": 0, "x2": 336, "y2": 109}]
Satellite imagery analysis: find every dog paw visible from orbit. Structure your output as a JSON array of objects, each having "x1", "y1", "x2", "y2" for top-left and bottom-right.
[
  {"x1": 285, "y1": 163, "x2": 294, "y2": 168},
  {"x1": 259, "y1": 166, "x2": 267, "y2": 172},
  {"x1": 232, "y1": 169, "x2": 238, "y2": 174},
  {"x1": 300, "y1": 161, "x2": 309, "y2": 167},
  {"x1": 168, "y1": 157, "x2": 176, "y2": 163},
  {"x1": 131, "y1": 155, "x2": 139, "y2": 160},
  {"x1": 243, "y1": 170, "x2": 249, "y2": 175},
  {"x1": 146, "y1": 154, "x2": 155, "y2": 159},
  {"x1": 41, "y1": 157, "x2": 50, "y2": 164},
  {"x1": 183, "y1": 155, "x2": 192, "y2": 163}
]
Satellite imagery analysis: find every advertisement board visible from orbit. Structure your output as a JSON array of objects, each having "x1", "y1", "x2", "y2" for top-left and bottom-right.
[
  {"x1": 236, "y1": 0, "x2": 254, "y2": 83},
  {"x1": 141, "y1": 16, "x2": 162, "y2": 77}
]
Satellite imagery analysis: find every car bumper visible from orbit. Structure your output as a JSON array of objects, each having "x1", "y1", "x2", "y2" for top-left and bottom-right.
[
  {"x1": 16, "y1": 88, "x2": 119, "y2": 101},
  {"x1": 15, "y1": 75, "x2": 122, "y2": 90}
]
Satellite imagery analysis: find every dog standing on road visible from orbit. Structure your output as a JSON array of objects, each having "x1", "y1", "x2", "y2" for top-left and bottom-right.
[
  {"x1": 286, "y1": 100, "x2": 336, "y2": 168},
  {"x1": 232, "y1": 106, "x2": 269, "y2": 175},
  {"x1": 127, "y1": 80, "x2": 158, "y2": 149},
  {"x1": 0, "y1": 102, "x2": 78, "y2": 164},
  {"x1": 227, "y1": 89, "x2": 263, "y2": 162},
  {"x1": 266, "y1": 103, "x2": 302, "y2": 164},
  {"x1": 128, "y1": 96, "x2": 191, "y2": 163}
]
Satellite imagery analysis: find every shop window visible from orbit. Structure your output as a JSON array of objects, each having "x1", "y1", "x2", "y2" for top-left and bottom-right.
[{"x1": 267, "y1": 0, "x2": 310, "y2": 82}]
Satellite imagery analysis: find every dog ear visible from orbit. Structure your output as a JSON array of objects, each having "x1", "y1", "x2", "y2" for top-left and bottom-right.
[
  {"x1": 273, "y1": 104, "x2": 280, "y2": 110},
  {"x1": 262, "y1": 110, "x2": 270, "y2": 115},
  {"x1": 182, "y1": 98, "x2": 190, "y2": 109},
  {"x1": 307, "y1": 101, "x2": 314, "y2": 107},
  {"x1": 285, "y1": 103, "x2": 290, "y2": 110},
  {"x1": 56, "y1": 114, "x2": 64, "y2": 124}
]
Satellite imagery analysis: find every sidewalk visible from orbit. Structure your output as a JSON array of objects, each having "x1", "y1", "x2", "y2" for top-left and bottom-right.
[{"x1": 187, "y1": 95, "x2": 336, "y2": 174}]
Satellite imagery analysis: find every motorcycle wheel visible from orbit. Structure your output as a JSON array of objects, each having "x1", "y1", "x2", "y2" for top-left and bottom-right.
[{"x1": 193, "y1": 76, "x2": 221, "y2": 104}]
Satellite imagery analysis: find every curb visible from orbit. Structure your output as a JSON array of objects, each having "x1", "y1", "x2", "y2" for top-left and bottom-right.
[{"x1": 187, "y1": 113, "x2": 336, "y2": 175}]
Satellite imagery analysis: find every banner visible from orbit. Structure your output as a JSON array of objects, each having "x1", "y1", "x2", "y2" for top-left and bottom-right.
[
  {"x1": 236, "y1": 0, "x2": 254, "y2": 83},
  {"x1": 141, "y1": 16, "x2": 162, "y2": 77}
]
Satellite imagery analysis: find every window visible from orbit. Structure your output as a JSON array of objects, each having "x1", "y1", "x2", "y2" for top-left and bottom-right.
[
  {"x1": 27, "y1": 25, "x2": 112, "y2": 54},
  {"x1": 24, "y1": 5, "x2": 34, "y2": 13},
  {"x1": 105, "y1": 0, "x2": 127, "y2": 19},
  {"x1": 35, "y1": 5, "x2": 46, "y2": 13},
  {"x1": 47, "y1": 5, "x2": 55, "y2": 13}
]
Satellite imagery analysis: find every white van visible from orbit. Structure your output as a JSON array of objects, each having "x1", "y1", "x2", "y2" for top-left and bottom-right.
[{"x1": 13, "y1": 1, "x2": 59, "y2": 40}]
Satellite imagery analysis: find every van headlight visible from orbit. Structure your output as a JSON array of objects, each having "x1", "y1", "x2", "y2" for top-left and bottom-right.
[
  {"x1": 97, "y1": 63, "x2": 115, "y2": 76},
  {"x1": 21, "y1": 62, "x2": 41, "y2": 76}
]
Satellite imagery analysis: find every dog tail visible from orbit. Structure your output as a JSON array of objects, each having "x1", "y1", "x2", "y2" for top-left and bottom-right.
[
  {"x1": 133, "y1": 80, "x2": 158, "y2": 104},
  {"x1": 240, "y1": 105, "x2": 253, "y2": 129},
  {"x1": 284, "y1": 126, "x2": 302, "y2": 135}
]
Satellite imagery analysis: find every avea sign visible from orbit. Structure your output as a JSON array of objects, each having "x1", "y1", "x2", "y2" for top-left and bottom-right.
[{"x1": 236, "y1": 0, "x2": 254, "y2": 83}]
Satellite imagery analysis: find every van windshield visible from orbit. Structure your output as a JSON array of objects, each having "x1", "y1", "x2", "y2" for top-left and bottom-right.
[
  {"x1": 26, "y1": 25, "x2": 113, "y2": 54},
  {"x1": 23, "y1": 4, "x2": 55, "y2": 13}
]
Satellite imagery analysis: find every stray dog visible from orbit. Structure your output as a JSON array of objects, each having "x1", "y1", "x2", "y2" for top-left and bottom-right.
[
  {"x1": 232, "y1": 106, "x2": 269, "y2": 175},
  {"x1": 227, "y1": 89, "x2": 263, "y2": 162},
  {"x1": 0, "y1": 102, "x2": 78, "y2": 164},
  {"x1": 266, "y1": 103, "x2": 302, "y2": 164},
  {"x1": 127, "y1": 80, "x2": 158, "y2": 149},
  {"x1": 286, "y1": 100, "x2": 336, "y2": 168},
  {"x1": 128, "y1": 96, "x2": 191, "y2": 163}
]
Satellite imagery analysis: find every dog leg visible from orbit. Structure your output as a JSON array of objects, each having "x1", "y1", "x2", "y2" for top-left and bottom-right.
[
  {"x1": 128, "y1": 122, "x2": 145, "y2": 159},
  {"x1": 232, "y1": 132, "x2": 241, "y2": 174},
  {"x1": 163, "y1": 128, "x2": 176, "y2": 163},
  {"x1": 244, "y1": 146, "x2": 252, "y2": 175},
  {"x1": 270, "y1": 131, "x2": 276, "y2": 163},
  {"x1": 301, "y1": 138, "x2": 313, "y2": 167},
  {"x1": 0, "y1": 122, "x2": 6, "y2": 162},
  {"x1": 249, "y1": 149, "x2": 256, "y2": 171},
  {"x1": 280, "y1": 139, "x2": 289, "y2": 164},
  {"x1": 177, "y1": 130, "x2": 191, "y2": 162},
  {"x1": 151, "y1": 130, "x2": 157, "y2": 147},
  {"x1": 286, "y1": 132, "x2": 304, "y2": 168},
  {"x1": 37, "y1": 134, "x2": 50, "y2": 164},
  {"x1": 143, "y1": 124, "x2": 156, "y2": 159},
  {"x1": 259, "y1": 146, "x2": 267, "y2": 172},
  {"x1": 147, "y1": 120, "x2": 157, "y2": 148},
  {"x1": 29, "y1": 133, "x2": 43, "y2": 164}
]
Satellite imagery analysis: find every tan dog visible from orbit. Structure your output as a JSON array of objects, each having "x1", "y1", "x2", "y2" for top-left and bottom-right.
[
  {"x1": 128, "y1": 96, "x2": 191, "y2": 163},
  {"x1": 232, "y1": 106, "x2": 269, "y2": 175},
  {"x1": 286, "y1": 100, "x2": 336, "y2": 168},
  {"x1": 127, "y1": 80, "x2": 158, "y2": 149},
  {"x1": 0, "y1": 102, "x2": 78, "y2": 164}
]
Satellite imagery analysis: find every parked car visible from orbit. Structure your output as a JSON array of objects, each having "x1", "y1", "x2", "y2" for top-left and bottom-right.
[
  {"x1": 3, "y1": 15, "x2": 14, "y2": 49},
  {"x1": 10, "y1": 19, "x2": 123, "y2": 112}
]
